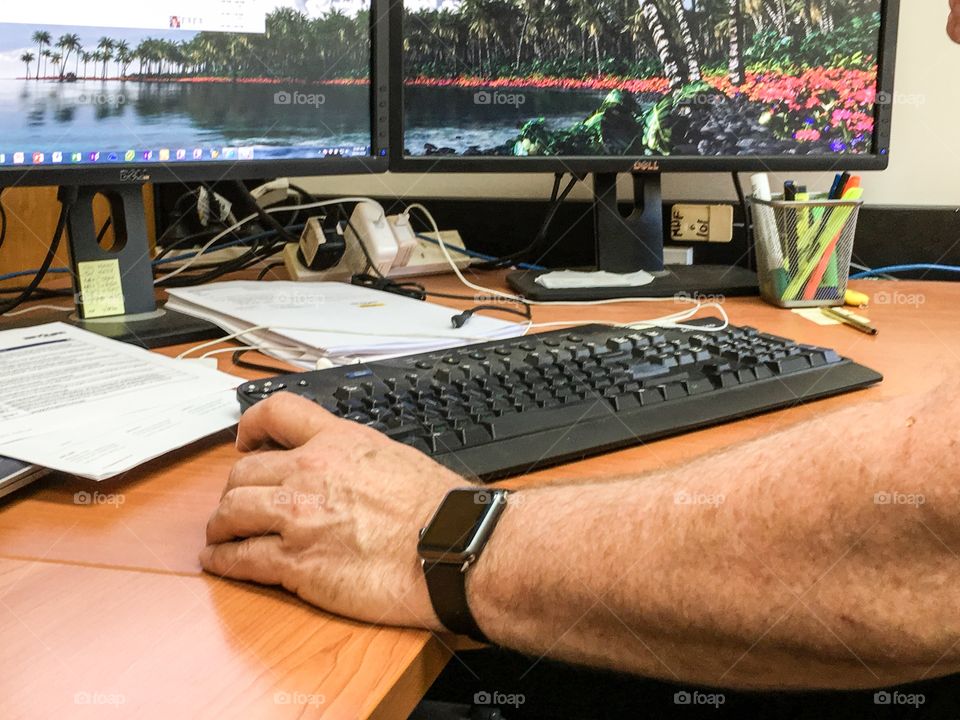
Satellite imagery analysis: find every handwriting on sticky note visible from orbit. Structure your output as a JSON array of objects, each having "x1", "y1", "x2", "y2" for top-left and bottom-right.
[
  {"x1": 671, "y1": 205, "x2": 734, "y2": 243},
  {"x1": 77, "y1": 260, "x2": 125, "y2": 319}
]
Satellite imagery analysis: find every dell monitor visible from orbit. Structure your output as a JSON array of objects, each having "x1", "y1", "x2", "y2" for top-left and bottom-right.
[
  {"x1": 390, "y1": 0, "x2": 899, "y2": 299},
  {"x1": 0, "y1": 0, "x2": 390, "y2": 346}
]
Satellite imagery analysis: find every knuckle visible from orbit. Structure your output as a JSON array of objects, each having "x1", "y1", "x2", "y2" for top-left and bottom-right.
[{"x1": 220, "y1": 487, "x2": 242, "y2": 515}]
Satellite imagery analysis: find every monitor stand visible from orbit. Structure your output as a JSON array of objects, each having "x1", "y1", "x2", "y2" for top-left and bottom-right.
[
  {"x1": 27, "y1": 186, "x2": 221, "y2": 349},
  {"x1": 506, "y1": 172, "x2": 758, "y2": 301}
]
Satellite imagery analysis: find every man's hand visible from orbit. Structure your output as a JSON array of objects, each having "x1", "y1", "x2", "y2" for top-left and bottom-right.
[
  {"x1": 951, "y1": 0, "x2": 960, "y2": 43},
  {"x1": 200, "y1": 393, "x2": 465, "y2": 631}
]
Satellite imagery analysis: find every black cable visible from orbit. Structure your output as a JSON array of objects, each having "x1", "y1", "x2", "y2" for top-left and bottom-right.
[
  {"x1": 0, "y1": 286, "x2": 72, "y2": 299},
  {"x1": 231, "y1": 348, "x2": 296, "y2": 374},
  {"x1": 451, "y1": 303, "x2": 533, "y2": 328},
  {"x1": 96, "y1": 217, "x2": 113, "y2": 246},
  {"x1": 0, "y1": 188, "x2": 75, "y2": 315},
  {"x1": 474, "y1": 173, "x2": 581, "y2": 270},
  {"x1": 351, "y1": 273, "x2": 426, "y2": 300},
  {"x1": 158, "y1": 239, "x2": 285, "y2": 287},
  {"x1": 732, "y1": 172, "x2": 755, "y2": 272},
  {"x1": 231, "y1": 180, "x2": 300, "y2": 246},
  {"x1": 256, "y1": 261, "x2": 286, "y2": 281}
]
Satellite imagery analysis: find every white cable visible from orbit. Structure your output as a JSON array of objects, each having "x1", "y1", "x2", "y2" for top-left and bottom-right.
[
  {"x1": 175, "y1": 323, "x2": 530, "y2": 361},
  {"x1": 2, "y1": 304, "x2": 73, "y2": 317},
  {"x1": 402, "y1": 203, "x2": 731, "y2": 331},
  {"x1": 155, "y1": 196, "x2": 385, "y2": 284}
]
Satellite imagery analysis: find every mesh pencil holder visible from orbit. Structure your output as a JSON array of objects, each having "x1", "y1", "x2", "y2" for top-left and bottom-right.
[{"x1": 750, "y1": 195, "x2": 863, "y2": 308}]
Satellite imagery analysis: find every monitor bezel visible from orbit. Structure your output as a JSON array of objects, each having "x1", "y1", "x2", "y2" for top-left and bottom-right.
[
  {"x1": 0, "y1": 0, "x2": 392, "y2": 188},
  {"x1": 389, "y1": 0, "x2": 899, "y2": 174}
]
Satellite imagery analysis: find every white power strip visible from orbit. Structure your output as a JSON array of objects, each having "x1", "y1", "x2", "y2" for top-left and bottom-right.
[
  {"x1": 283, "y1": 231, "x2": 472, "y2": 282},
  {"x1": 387, "y1": 232, "x2": 472, "y2": 278}
]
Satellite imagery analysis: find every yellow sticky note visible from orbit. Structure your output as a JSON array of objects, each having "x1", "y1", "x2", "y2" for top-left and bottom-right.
[
  {"x1": 77, "y1": 260, "x2": 126, "y2": 319},
  {"x1": 670, "y1": 204, "x2": 734, "y2": 243}
]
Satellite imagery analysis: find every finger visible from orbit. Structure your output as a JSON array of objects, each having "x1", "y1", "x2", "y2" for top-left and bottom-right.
[
  {"x1": 200, "y1": 536, "x2": 288, "y2": 585},
  {"x1": 951, "y1": 17, "x2": 960, "y2": 43},
  {"x1": 206, "y1": 486, "x2": 289, "y2": 545},
  {"x1": 223, "y1": 450, "x2": 298, "y2": 498},
  {"x1": 237, "y1": 392, "x2": 338, "y2": 451}
]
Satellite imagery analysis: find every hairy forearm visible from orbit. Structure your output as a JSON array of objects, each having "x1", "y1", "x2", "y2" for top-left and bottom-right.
[{"x1": 467, "y1": 385, "x2": 960, "y2": 689}]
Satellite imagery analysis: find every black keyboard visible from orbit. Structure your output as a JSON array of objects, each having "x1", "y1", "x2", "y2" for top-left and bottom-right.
[{"x1": 236, "y1": 320, "x2": 882, "y2": 481}]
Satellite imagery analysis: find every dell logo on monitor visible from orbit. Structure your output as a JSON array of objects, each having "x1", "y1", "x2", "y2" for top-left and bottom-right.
[
  {"x1": 119, "y1": 169, "x2": 152, "y2": 183},
  {"x1": 631, "y1": 161, "x2": 661, "y2": 173}
]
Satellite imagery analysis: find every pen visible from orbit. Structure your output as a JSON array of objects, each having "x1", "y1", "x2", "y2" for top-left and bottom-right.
[
  {"x1": 829, "y1": 172, "x2": 851, "y2": 200},
  {"x1": 821, "y1": 306, "x2": 878, "y2": 336},
  {"x1": 827, "y1": 173, "x2": 843, "y2": 200}
]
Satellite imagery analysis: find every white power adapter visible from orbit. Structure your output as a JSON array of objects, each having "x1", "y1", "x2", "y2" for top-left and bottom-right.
[
  {"x1": 387, "y1": 214, "x2": 418, "y2": 267},
  {"x1": 343, "y1": 203, "x2": 398, "y2": 276},
  {"x1": 250, "y1": 178, "x2": 291, "y2": 209}
]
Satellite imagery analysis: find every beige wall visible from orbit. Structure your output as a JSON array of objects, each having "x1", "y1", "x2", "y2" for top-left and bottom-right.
[{"x1": 301, "y1": 1, "x2": 959, "y2": 207}]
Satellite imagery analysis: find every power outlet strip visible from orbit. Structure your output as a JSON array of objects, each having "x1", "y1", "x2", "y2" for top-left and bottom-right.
[
  {"x1": 283, "y1": 232, "x2": 472, "y2": 282},
  {"x1": 387, "y1": 232, "x2": 472, "y2": 278}
]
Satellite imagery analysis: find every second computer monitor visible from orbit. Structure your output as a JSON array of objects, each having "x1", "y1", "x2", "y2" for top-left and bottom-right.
[
  {"x1": 392, "y1": 0, "x2": 898, "y2": 172},
  {"x1": 0, "y1": 0, "x2": 390, "y2": 187}
]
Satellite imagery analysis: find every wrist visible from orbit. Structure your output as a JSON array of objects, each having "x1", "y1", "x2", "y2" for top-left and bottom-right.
[{"x1": 463, "y1": 487, "x2": 527, "y2": 645}]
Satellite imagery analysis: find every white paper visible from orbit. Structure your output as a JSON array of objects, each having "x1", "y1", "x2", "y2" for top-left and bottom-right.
[
  {"x1": 535, "y1": 270, "x2": 655, "y2": 290},
  {"x1": 0, "y1": 323, "x2": 242, "y2": 480},
  {"x1": 0, "y1": 393, "x2": 239, "y2": 481},
  {"x1": 165, "y1": 281, "x2": 526, "y2": 359}
]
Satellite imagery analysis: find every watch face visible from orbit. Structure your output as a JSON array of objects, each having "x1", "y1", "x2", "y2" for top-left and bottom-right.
[{"x1": 419, "y1": 490, "x2": 502, "y2": 556}]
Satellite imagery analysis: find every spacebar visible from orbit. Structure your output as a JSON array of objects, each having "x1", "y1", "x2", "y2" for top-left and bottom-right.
[{"x1": 490, "y1": 401, "x2": 611, "y2": 439}]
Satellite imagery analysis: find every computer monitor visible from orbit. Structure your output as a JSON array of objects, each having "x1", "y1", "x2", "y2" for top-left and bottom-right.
[
  {"x1": 390, "y1": 0, "x2": 900, "y2": 299},
  {"x1": 0, "y1": 0, "x2": 390, "y2": 345}
]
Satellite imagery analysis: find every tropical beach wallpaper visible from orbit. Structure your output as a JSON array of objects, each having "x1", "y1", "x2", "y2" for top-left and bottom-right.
[
  {"x1": 402, "y1": 0, "x2": 885, "y2": 158},
  {"x1": 0, "y1": 3, "x2": 374, "y2": 165}
]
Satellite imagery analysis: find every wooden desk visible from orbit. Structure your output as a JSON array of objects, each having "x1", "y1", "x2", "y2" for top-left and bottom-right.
[{"x1": 1, "y1": 276, "x2": 957, "y2": 718}]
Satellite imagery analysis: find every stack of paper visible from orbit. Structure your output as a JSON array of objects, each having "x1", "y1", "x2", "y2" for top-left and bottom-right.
[
  {"x1": 0, "y1": 323, "x2": 242, "y2": 481},
  {"x1": 165, "y1": 281, "x2": 527, "y2": 369}
]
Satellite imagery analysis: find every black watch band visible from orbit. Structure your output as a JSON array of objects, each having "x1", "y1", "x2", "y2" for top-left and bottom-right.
[{"x1": 422, "y1": 560, "x2": 489, "y2": 643}]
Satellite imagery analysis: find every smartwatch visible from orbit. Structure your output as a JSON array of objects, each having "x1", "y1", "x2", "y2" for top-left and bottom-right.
[{"x1": 418, "y1": 488, "x2": 509, "y2": 643}]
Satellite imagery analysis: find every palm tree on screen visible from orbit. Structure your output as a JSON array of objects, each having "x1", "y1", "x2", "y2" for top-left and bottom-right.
[
  {"x1": 56, "y1": 33, "x2": 82, "y2": 79},
  {"x1": 97, "y1": 37, "x2": 115, "y2": 79},
  {"x1": 31, "y1": 30, "x2": 51, "y2": 79},
  {"x1": 21, "y1": 52, "x2": 35, "y2": 79}
]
